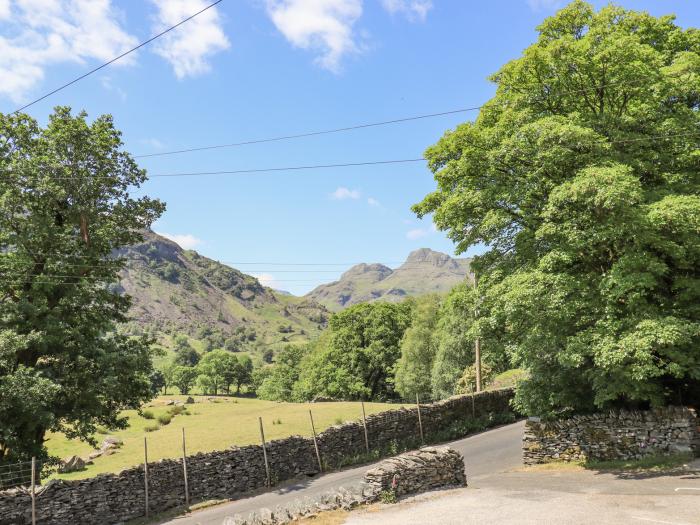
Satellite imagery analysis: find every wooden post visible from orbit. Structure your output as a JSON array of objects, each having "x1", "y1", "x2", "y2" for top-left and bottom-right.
[
  {"x1": 30, "y1": 457, "x2": 36, "y2": 525},
  {"x1": 144, "y1": 437, "x2": 149, "y2": 518},
  {"x1": 182, "y1": 428, "x2": 190, "y2": 507},
  {"x1": 309, "y1": 410, "x2": 323, "y2": 473},
  {"x1": 471, "y1": 393, "x2": 476, "y2": 418},
  {"x1": 259, "y1": 417, "x2": 271, "y2": 487},
  {"x1": 415, "y1": 394, "x2": 424, "y2": 445},
  {"x1": 361, "y1": 401, "x2": 370, "y2": 454},
  {"x1": 473, "y1": 273, "x2": 482, "y2": 393}
]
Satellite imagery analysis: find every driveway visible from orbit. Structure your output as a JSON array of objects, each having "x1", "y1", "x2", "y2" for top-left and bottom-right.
[{"x1": 160, "y1": 421, "x2": 526, "y2": 525}]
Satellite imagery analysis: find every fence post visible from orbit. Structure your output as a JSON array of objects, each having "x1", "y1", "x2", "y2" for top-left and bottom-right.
[
  {"x1": 259, "y1": 417, "x2": 271, "y2": 487},
  {"x1": 144, "y1": 437, "x2": 149, "y2": 519},
  {"x1": 30, "y1": 457, "x2": 36, "y2": 525},
  {"x1": 308, "y1": 410, "x2": 323, "y2": 473},
  {"x1": 416, "y1": 394, "x2": 424, "y2": 445},
  {"x1": 361, "y1": 401, "x2": 370, "y2": 454},
  {"x1": 471, "y1": 393, "x2": 475, "y2": 419},
  {"x1": 182, "y1": 428, "x2": 190, "y2": 507}
]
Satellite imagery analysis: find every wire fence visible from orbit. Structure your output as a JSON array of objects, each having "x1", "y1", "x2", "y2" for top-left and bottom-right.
[{"x1": 0, "y1": 458, "x2": 46, "y2": 491}]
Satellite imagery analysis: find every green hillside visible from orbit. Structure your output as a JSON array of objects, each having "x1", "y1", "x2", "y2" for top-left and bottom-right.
[{"x1": 118, "y1": 231, "x2": 329, "y2": 358}]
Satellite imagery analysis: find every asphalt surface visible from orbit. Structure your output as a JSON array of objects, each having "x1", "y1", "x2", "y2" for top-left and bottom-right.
[{"x1": 160, "y1": 421, "x2": 526, "y2": 525}]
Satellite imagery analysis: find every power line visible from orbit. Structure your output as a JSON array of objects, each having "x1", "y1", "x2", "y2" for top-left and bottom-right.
[
  {"x1": 132, "y1": 75, "x2": 681, "y2": 159},
  {"x1": 4, "y1": 129, "x2": 698, "y2": 181},
  {"x1": 12, "y1": 0, "x2": 224, "y2": 114},
  {"x1": 134, "y1": 108, "x2": 482, "y2": 158}
]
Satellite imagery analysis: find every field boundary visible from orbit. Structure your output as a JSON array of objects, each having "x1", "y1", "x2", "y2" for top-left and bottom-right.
[{"x1": 0, "y1": 389, "x2": 514, "y2": 525}]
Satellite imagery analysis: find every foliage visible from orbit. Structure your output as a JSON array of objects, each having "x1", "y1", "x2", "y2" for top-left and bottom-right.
[
  {"x1": 196, "y1": 349, "x2": 253, "y2": 395},
  {"x1": 294, "y1": 302, "x2": 414, "y2": 401},
  {"x1": 172, "y1": 366, "x2": 198, "y2": 395},
  {"x1": 455, "y1": 362, "x2": 495, "y2": 395},
  {"x1": 394, "y1": 294, "x2": 441, "y2": 400},
  {"x1": 0, "y1": 107, "x2": 164, "y2": 462},
  {"x1": 414, "y1": 2, "x2": 700, "y2": 416},
  {"x1": 256, "y1": 344, "x2": 308, "y2": 401}
]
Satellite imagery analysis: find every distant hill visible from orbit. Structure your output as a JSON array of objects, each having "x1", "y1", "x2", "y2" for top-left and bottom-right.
[
  {"x1": 117, "y1": 231, "x2": 329, "y2": 354},
  {"x1": 305, "y1": 248, "x2": 472, "y2": 311}
]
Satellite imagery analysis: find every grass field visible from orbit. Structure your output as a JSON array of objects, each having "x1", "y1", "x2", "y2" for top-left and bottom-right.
[{"x1": 45, "y1": 396, "x2": 407, "y2": 481}]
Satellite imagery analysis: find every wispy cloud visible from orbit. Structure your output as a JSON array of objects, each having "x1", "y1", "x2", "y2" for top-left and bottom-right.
[
  {"x1": 367, "y1": 197, "x2": 380, "y2": 206},
  {"x1": 252, "y1": 272, "x2": 279, "y2": 289},
  {"x1": 155, "y1": 231, "x2": 203, "y2": 250},
  {"x1": 381, "y1": 0, "x2": 432, "y2": 22},
  {"x1": 526, "y1": 0, "x2": 562, "y2": 11},
  {"x1": 100, "y1": 75, "x2": 126, "y2": 101},
  {"x1": 331, "y1": 186, "x2": 361, "y2": 200},
  {"x1": 140, "y1": 137, "x2": 166, "y2": 149},
  {"x1": 265, "y1": 0, "x2": 363, "y2": 72},
  {"x1": 0, "y1": 0, "x2": 138, "y2": 103},
  {"x1": 406, "y1": 222, "x2": 437, "y2": 239},
  {"x1": 150, "y1": 0, "x2": 230, "y2": 79}
]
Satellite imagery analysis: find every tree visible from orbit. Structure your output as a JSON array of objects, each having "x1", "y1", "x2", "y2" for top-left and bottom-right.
[
  {"x1": 294, "y1": 302, "x2": 414, "y2": 401},
  {"x1": 0, "y1": 107, "x2": 165, "y2": 462},
  {"x1": 160, "y1": 362, "x2": 176, "y2": 395},
  {"x1": 394, "y1": 294, "x2": 441, "y2": 400},
  {"x1": 256, "y1": 345, "x2": 307, "y2": 401},
  {"x1": 414, "y1": 2, "x2": 700, "y2": 417},
  {"x1": 172, "y1": 366, "x2": 198, "y2": 395},
  {"x1": 173, "y1": 335, "x2": 200, "y2": 367},
  {"x1": 235, "y1": 354, "x2": 254, "y2": 394},
  {"x1": 196, "y1": 349, "x2": 238, "y2": 395},
  {"x1": 149, "y1": 371, "x2": 166, "y2": 396}
]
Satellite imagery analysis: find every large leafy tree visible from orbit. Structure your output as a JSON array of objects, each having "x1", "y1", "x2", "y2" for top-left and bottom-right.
[
  {"x1": 414, "y1": 2, "x2": 700, "y2": 417},
  {"x1": 294, "y1": 302, "x2": 413, "y2": 401},
  {"x1": 0, "y1": 108, "x2": 165, "y2": 462},
  {"x1": 394, "y1": 294, "x2": 441, "y2": 400}
]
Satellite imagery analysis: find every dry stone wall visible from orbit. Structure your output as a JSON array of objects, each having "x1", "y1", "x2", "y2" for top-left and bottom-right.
[
  {"x1": 0, "y1": 389, "x2": 513, "y2": 525},
  {"x1": 224, "y1": 446, "x2": 466, "y2": 525},
  {"x1": 523, "y1": 406, "x2": 700, "y2": 465}
]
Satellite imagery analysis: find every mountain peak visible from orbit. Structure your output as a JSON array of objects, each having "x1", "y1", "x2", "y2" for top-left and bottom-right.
[{"x1": 403, "y1": 248, "x2": 457, "y2": 268}]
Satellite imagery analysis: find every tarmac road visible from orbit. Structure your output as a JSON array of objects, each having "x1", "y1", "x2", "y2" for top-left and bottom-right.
[{"x1": 160, "y1": 421, "x2": 526, "y2": 525}]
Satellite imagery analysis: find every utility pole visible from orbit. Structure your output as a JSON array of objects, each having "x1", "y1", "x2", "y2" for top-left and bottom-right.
[{"x1": 473, "y1": 272, "x2": 482, "y2": 393}]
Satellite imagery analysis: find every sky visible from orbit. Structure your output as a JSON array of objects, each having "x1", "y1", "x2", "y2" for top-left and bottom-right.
[{"x1": 2, "y1": 0, "x2": 699, "y2": 294}]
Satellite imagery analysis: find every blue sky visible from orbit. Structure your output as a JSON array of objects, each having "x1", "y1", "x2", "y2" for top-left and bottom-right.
[{"x1": 2, "y1": 0, "x2": 699, "y2": 294}]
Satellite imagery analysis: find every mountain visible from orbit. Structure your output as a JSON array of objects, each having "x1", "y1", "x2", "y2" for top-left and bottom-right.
[
  {"x1": 117, "y1": 231, "x2": 329, "y2": 354},
  {"x1": 305, "y1": 248, "x2": 472, "y2": 311}
]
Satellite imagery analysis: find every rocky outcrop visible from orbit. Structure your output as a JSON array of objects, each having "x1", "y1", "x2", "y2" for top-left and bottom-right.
[{"x1": 523, "y1": 406, "x2": 700, "y2": 465}]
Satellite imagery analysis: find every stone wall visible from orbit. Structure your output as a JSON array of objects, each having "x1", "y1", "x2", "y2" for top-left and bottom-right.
[
  {"x1": 523, "y1": 406, "x2": 700, "y2": 465},
  {"x1": 224, "y1": 446, "x2": 466, "y2": 525},
  {"x1": 364, "y1": 447, "x2": 466, "y2": 498},
  {"x1": 0, "y1": 389, "x2": 513, "y2": 525}
]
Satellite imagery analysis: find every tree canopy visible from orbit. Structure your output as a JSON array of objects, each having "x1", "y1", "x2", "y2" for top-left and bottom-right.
[
  {"x1": 414, "y1": 1, "x2": 700, "y2": 417},
  {"x1": 0, "y1": 107, "x2": 165, "y2": 461}
]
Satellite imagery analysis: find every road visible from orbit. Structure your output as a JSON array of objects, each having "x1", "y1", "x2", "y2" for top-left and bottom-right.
[{"x1": 160, "y1": 421, "x2": 526, "y2": 525}]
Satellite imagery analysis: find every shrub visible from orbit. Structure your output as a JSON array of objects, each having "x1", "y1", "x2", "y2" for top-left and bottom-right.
[
  {"x1": 144, "y1": 424, "x2": 160, "y2": 432},
  {"x1": 169, "y1": 405, "x2": 187, "y2": 416},
  {"x1": 142, "y1": 410, "x2": 155, "y2": 420},
  {"x1": 157, "y1": 413, "x2": 172, "y2": 426}
]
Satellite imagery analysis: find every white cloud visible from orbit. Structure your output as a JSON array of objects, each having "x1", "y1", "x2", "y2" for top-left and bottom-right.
[
  {"x1": 406, "y1": 228, "x2": 429, "y2": 240},
  {"x1": 265, "y1": 0, "x2": 363, "y2": 72},
  {"x1": 0, "y1": 0, "x2": 11, "y2": 19},
  {"x1": 331, "y1": 186, "x2": 361, "y2": 200},
  {"x1": 100, "y1": 75, "x2": 126, "y2": 101},
  {"x1": 381, "y1": 0, "x2": 432, "y2": 22},
  {"x1": 140, "y1": 137, "x2": 165, "y2": 149},
  {"x1": 252, "y1": 273, "x2": 279, "y2": 289},
  {"x1": 150, "y1": 0, "x2": 230, "y2": 79},
  {"x1": 0, "y1": 0, "x2": 138, "y2": 103},
  {"x1": 367, "y1": 197, "x2": 380, "y2": 206},
  {"x1": 526, "y1": 0, "x2": 562, "y2": 11},
  {"x1": 155, "y1": 232, "x2": 203, "y2": 250}
]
